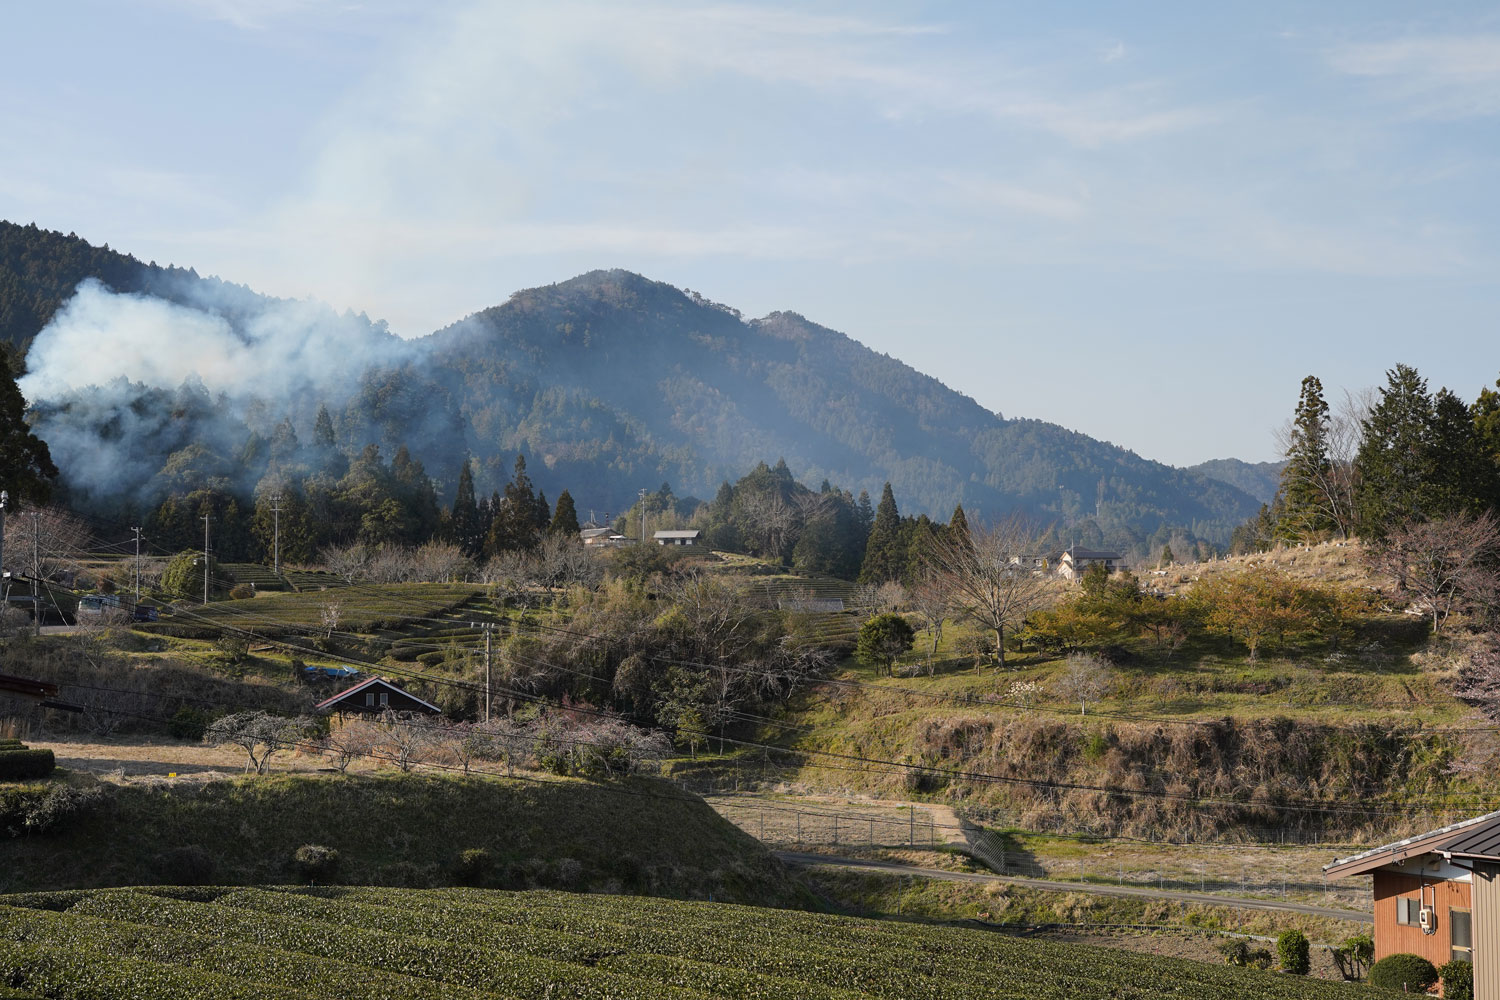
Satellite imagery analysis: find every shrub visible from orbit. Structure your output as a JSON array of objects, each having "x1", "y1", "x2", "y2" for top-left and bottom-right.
[
  {"x1": 228, "y1": 583, "x2": 257, "y2": 600},
  {"x1": 1276, "y1": 929, "x2": 1309, "y2": 975},
  {"x1": 0, "y1": 782, "x2": 104, "y2": 837},
  {"x1": 1216, "y1": 939, "x2": 1272, "y2": 969},
  {"x1": 454, "y1": 847, "x2": 494, "y2": 886},
  {"x1": 293, "y1": 844, "x2": 341, "y2": 884},
  {"x1": 167, "y1": 706, "x2": 210, "y2": 741},
  {"x1": 1369, "y1": 953, "x2": 1438, "y2": 993},
  {"x1": 0, "y1": 747, "x2": 55, "y2": 781},
  {"x1": 1331, "y1": 933, "x2": 1373, "y2": 981},
  {"x1": 1439, "y1": 959, "x2": 1474, "y2": 1000}
]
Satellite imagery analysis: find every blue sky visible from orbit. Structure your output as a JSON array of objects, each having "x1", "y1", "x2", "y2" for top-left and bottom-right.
[{"x1": 3, "y1": 1, "x2": 1498, "y2": 468}]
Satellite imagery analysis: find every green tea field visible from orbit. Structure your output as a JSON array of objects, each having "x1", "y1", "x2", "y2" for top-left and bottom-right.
[{"x1": 0, "y1": 884, "x2": 1399, "y2": 1000}]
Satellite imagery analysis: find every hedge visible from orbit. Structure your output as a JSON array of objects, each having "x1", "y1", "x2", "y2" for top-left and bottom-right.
[{"x1": 0, "y1": 748, "x2": 54, "y2": 782}]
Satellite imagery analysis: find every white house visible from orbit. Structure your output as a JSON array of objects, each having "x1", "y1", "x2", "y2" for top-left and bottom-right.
[
  {"x1": 653, "y1": 529, "x2": 701, "y2": 546},
  {"x1": 1057, "y1": 546, "x2": 1124, "y2": 581}
]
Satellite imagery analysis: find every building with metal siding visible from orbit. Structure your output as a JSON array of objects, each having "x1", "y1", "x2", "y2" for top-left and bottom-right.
[{"x1": 1326, "y1": 809, "x2": 1500, "y2": 997}]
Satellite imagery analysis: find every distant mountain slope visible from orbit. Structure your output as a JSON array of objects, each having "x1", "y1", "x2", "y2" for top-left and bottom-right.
[
  {"x1": 1188, "y1": 458, "x2": 1284, "y2": 505},
  {"x1": 1, "y1": 222, "x2": 1260, "y2": 552},
  {"x1": 423, "y1": 270, "x2": 1261, "y2": 544}
]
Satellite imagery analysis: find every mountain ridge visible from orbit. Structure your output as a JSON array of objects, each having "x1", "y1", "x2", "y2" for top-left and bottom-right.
[{"x1": 2, "y1": 223, "x2": 1261, "y2": 556}]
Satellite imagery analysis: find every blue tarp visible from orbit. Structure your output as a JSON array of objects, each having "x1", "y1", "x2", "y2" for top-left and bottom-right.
[{"x1": 303, "y1": 665, "x2": 361, "y2": 680}]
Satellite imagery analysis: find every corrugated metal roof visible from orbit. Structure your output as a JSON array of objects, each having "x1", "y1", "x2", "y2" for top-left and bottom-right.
[{"x1": 1325, "y1": 808, "x2": 1500, "y2": 878}]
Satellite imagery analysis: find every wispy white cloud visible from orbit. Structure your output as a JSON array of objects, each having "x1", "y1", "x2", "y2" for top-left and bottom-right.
[{"x1": 1329, "y1": 35, "x2": 1500, "y2": 117}]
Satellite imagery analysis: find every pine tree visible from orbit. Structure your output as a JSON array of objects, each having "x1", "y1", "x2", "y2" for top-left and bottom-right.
[
  {"x1": 1276, "y1": 375, "x2": 1334, "y2": 540},
  {"x1": 1428, "y1": 387, "x2": 1494, "y2": 517},
  {"x1": 0, "y1": 353, "x2": 56, "y2": 504},
  {"x1": 859, "y1": 483, "x2": 904, "y2": 583},
  {"x1": 1354, "y1": 365, "x2": 1437, "y2": 536},
  {"x1": 1159, "y1": 543, "x2": 1174, "y2": 568},
  {"x1": 550, "y1": 489, "x2": 581, "y2": 535}
]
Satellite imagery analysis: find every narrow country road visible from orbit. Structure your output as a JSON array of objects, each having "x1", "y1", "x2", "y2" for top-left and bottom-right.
[{"x1": 775, "y1": 851, "x2": 1371, "y2": 923}]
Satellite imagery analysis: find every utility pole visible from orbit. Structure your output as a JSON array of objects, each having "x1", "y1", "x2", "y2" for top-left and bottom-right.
[
  {"x1": 29, "y1": 510, "x2": 40, "y2": 637},
  {"x1": 132, "y1": 527, "x2": 142, "y2": 603},
  {"x1": 270, "y1": 494, "x2": 284, "y2": 577},
  {"x1": 638, "y1": 488, "x2": 648, "y2": 545},
  {"x1": 202, "y1": 515, "x2": 211, "y2": 605},
  {"x1": 0, "y1": 491, "x2": 7, "y2": 595},
  {"x1": 472, "y1": 621, "x2": 496, "y2": 723}
]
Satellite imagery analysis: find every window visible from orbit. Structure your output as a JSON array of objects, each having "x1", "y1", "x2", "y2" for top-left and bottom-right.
[
  {"x1": 1451, "y1": 909, "x2": 1472, "y2": 964},
  {"x1": 379, "y1": 693, "x2": 389, "y2": 707},
  {"x1": 365, "y1": 693, "x2": 374, "y2": 707},
  {"x1": 1396, "y1": 897, "x2": 1419, "y2": 926}
]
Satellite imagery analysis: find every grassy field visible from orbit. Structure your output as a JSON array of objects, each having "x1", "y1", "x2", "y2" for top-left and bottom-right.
[
  {"x1": 803, "y1": 865, "x2": 1369, "y2": 945},
  {"x1": 0, "y1": 884, "x2": 1399, "y2": 999},
  {"x1": 0, "y1": 770, "x2": 804, "y2": 907}
]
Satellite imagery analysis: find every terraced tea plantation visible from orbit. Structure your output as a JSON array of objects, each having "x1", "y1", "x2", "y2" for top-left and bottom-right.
[{"x1": 0, "y1": 885, "x2": 1395, "y2": 999}]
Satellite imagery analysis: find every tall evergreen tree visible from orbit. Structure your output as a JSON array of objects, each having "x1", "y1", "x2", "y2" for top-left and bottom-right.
[
  {"x1": 486, "y1": 454, "x2": 543, "y2": 553},
  {"x1": 550, "y1": 489, "x2": 581, "y2": 536},
  {"x1": 1474, "y1": 375, "x2": 1500, "y2": 510},
  {"x1": 1428, "y1": 387, "x2": 1495, "y2": 516},
  {"x1": 1276, "y1": 375, "x2": 1335, "y2": 540},
  {"x1": 859, "y1": 483, "x2": 904, "y2": 583},
  {"x1": 1354, "y1": 364, "x2": 1436, "y2": 536},
  {"x1": 855, "y1": 490, "x2": 875, "y2": 536},
  {"x1": 448, "y1": 460, "x2": 483, "y2": 556},
  {"x1": 0, "y1": 353, "x2": 56, "y2": 504},
  {"x1": 947, "y1": 504, "x2": 971, "y2": 548},
  {"x1": 311, "y1": 403, "x2": 347, "y2": 478}
]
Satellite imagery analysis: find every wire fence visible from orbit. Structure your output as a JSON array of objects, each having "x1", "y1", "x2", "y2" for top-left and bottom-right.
[{"x1": 709, "y1": 797, "x2": 941, "y2": 849}]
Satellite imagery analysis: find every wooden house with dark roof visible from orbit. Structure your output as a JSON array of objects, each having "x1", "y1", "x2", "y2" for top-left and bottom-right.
[
  {"x1": 1325, "y1": 809, "x2": 1500, "y2": 994},
  {"x1": 313, "y1": 677, "x2": 442, "y2": 717}
]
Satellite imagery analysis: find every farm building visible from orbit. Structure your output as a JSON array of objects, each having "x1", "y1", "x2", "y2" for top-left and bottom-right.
[
  {"x1": 580, "y1": 527, "x2": 626, "y2": 547},
  {"x1": 653, "y1": 529, "x2": 701, "y2": 546},
  {"x1": 1325, "y1": 809, "x2": 1500, "y2": 995},
  {"x1": 314, "y1": 677, "x2": 442, "y2": 716}
]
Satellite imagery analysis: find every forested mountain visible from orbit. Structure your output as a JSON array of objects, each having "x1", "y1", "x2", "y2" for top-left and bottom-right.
[
  {"x1": 1187, "y1": 458, "x2": 1284, "y2": 505},
  {"x1": 0, "y1": 222, "x2": 1260, "y2": 559},
  {"x1": 421, "y1": 270, "x2": 1259, "y2": 548}
]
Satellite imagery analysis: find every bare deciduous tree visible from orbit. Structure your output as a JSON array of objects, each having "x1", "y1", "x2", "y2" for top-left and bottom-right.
[
  {"x1": 907, "y1": 574, "x2": 953, "y2": 673},
  {"x1": 319, "y1": 599, "x2": 343, "y2": 638},
  {"x1": 926, "y1": 515, "x2": 1055, "y2": 670},
  {"x1": 206, "y1": 711, "x2": 311, "y2": 773},
  {"x1": 374, "y1": 710, "x2": 439, "y2": 772},
  {"x1": 320, "y1": 542, "x2": 370, "y2": 583},
  {"x1": 319, "y1": 718, "x2": 381, "y2": 773},
  {"x1": 1455, "y1": 633, "x2": 1500, "y2": 724},
  {"x1": 1054, "y1": 653, "x2": 1114, "y2": 716},
  {"x1": 1365, "y1": 511, "x2": 1500, "y2": 633}
]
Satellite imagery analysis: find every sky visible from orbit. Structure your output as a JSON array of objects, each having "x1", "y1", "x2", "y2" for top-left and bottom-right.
[{"x1": 3, "y1": 1, "x2": 1498, "y2": 468}]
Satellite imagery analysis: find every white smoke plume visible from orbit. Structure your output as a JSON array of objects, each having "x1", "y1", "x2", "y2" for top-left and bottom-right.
[
  {"x1": 21, "y1": 278, "x2": 406, "y2": 403},
  {"x1": 19, "y1": 278, "x2": 438, "y2": 507}
]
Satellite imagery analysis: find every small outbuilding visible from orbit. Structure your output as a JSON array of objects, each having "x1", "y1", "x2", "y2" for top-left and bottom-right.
[
  {"x1": 653, "y1": 529, "x2": 701, "y2": 546},
  {"x1": 314, "y1": 677, "x2": 442, "y2": 716},
  {"x1": 1325, "y1": 808, "x2": 1500, "y2": 994}
]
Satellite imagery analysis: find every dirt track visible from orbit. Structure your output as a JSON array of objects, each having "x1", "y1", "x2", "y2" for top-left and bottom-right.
[{"x1": 775, "y1": 851, "x2": 1370, "y2": 923}]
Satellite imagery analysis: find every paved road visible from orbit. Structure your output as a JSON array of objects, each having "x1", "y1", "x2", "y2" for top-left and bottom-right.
[{"x1": 775, "y1": 851, "x2": 1371, "y2": 923}]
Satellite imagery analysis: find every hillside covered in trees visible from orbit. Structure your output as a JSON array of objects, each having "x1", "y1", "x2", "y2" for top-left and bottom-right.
[{"x1": 0, "y1": 221, "x2": 1259, "y2": 560}]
